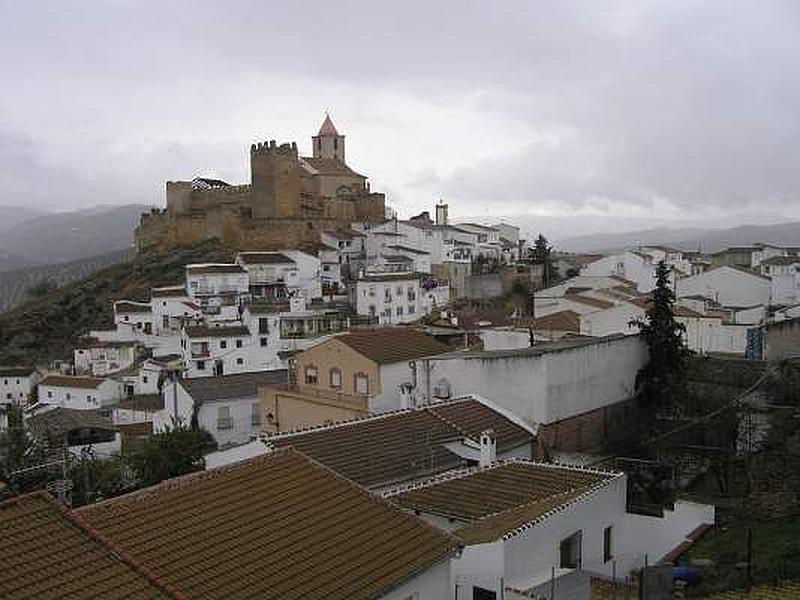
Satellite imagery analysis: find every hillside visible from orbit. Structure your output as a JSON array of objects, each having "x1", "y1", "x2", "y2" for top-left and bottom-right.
[
  {"x1": 0, "y1": 248, "x2": 135, "y2": 312},
  {"x1": 556, "y1": 221, "x2": 800, "y2": 253},
  {"x1": 0, "y1": 205, "x2": 50, "y2": 235},
  {"x1": 0, "y1": 239, "x2": 233, "y2": 365},
  {"x1": 0, "y1": 204, "x2": 151, "y2": 267}
]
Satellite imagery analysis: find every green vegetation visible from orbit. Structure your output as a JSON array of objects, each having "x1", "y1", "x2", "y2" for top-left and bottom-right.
[
  {"x1": 128, "y1": 419, "x2": 217, "y2": 486},
  {"x1": 527, "y1": 233, "x2": 558, "y2": 286},
  {"x1": 0, "y1": 239, "x2": 233, "y2": 365},
  {"x1": 632, "y1": 260, "x2": 691, "y2": 420},
  {"x1": 681, "y1": 516, "x2": 800, "y2": 594}
]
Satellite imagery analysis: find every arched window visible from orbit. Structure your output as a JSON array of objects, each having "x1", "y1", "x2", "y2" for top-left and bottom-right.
[
  {"x1": 354, "y1": 372, "x2": 369, "y2": 395},
  {"x1": 329, "y1": 368, "x2": 342, "y2": 389},
  {"x1": 304, "y1": 365, "x2": 318, "y2": 385}
]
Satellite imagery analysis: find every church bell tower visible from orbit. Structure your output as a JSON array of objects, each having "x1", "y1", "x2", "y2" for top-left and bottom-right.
[{"x1": 312, "y1": 114, "x2": 345, "y2": 162}]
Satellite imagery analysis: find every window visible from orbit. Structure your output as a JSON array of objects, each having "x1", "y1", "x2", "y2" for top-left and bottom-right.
[
  {"x1": 354, "y1": 373, "x2": 369, "y2": 395},
  {"x1": 196, "y1": 360, "x2": 206, "y2": 371},
  {"x1": 368, "y1": 286, "x2": 376, "y2": 297},
  {"x1": 86, "y1": 395, "x2": 92, "y2": 403},
  {"x1": 260, "y1": 337, "x2": 268, "y2": 347},
  {"x1": 472, "y1": 588, "x2": 496, "y2": 600},
  {"x1": 603, "y1": 526, "x2": 613, "y2": 562},
  {"x1": 66, "y1": 393, "x2": 71, "y2": 401},
  {"x1": 236, "y1": 357, "x2": 244, "y2": 365},
  {"x1": 408, "y1": 305, "x2": 416, "y2": 314},
  {"x1": 329, "y1": 368, "x2": 342, "y2": 389},
  {"x1": 5, "y1": 393, "x2": 11, "y2": 400},
  {"x1": 559, "y1": 530, "x2": 582, "y2": 569},
  {"x1": 47, "y1": 391, "x2": 53, "y2": 399},
  {"x1": 236, "y1": 339, "x2": 243, "y2": 348},
  {"x1": 220, "y1": 340, "x2": 227, "y2": 349},
  {"x1": 258, "y1": 317, "x2": 269, "y2": 334},
  {"x1": 142, "y1": 376, "x2": 148, "y2": 384},
  {"x1": 368, "y1": 305, "x2": 376, "y2": 316},
  {"x1": 217, "y1": 406, "x2": 233, "y2": 430},
  {"x1": 305, "y1": 366, "x2": 318, "y2": 385},
  {"x1": 251, "y1": 403, "x2": 261, "y2": 427},
  {"x1": 396, "y1": 285, "x2": 403, "y2": 295},
  {"x1": 396, "y1": 306, "x2": 403, "y2": 316}
]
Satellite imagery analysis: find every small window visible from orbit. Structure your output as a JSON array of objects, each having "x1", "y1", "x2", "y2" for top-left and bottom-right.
[
  {"x1": 251, "y1": 403, "x2": 261, "y2": 427},
  {"x1": 197, "y1": 360, "x2": 206, "y2": 371},
  {"x1": 66, "y1": 393, "x2": 71, "y2": 401},
  {"x1": 305, "y1": 366, "x2": 318, "y2": 385},
  {"x1": 142, "y1": 376, "x2": 148, "y2": 384},
  {"x1": 330, "y1": 368, "x2": 342, "y2": 389},
  {"x1": 47, "y1": 391, "x2": 53, "y2": 398},
  {"x1": 472, "y1": 588, "x2": 496, "y2": 600},
  {"x1": 236, "y1": 357, "x2": 244, "y2": 365},
  {"x1": 236, "y1": 339, "x2": 243, "y2": 348},
  {"x1": 354, "y1": 372, "x2": 369, "y2": 395},
  {"x1": 5, "y1": 393, "x2": 11, "y2": 400},
  {"x1": 559, "y1": 530, "x2": 582, "y2": 569},
  {"x1": 220, "y1": 340, "x2": 227, "y2": 349},
  {"x1": 259, "y1": 317, "x2": 269, "y2": 334},
  {"x1": 86, "y1": 395, "x2": 91, "y2": 403},
  {"x1": 217, "y1": 406, "x2": 233, "y2": 430},
  {"x1": 396, "y1": 306, "x2": 403, "y2": 316},
  {"x1": 260, "y1": 337, "x2": 268, "y2": 347},
  {"x1": 603, "y1": 526, "x2": 613, "y2": 562}
]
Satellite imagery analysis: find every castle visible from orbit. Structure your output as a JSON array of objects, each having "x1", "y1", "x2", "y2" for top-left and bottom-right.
[{"x1": 135, "y1": 115, "x2": 386, "y2": 252}]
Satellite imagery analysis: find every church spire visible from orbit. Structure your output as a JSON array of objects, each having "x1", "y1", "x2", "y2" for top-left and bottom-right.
[
  {"x1": 318, "y1": 113, "x2": 339, "y2": 137},
  {"x1": 313, "y1": 113, "x2": 345, "y2": 161}
]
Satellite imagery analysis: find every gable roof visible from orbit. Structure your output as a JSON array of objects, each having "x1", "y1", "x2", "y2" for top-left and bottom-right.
[
  {"x1": 27, "y1": 408, "x2": 116, "y2": 440},
  {"x1": 0, "y1": 492, "x2": 177, "y2": 599},
  {"x1": 564, "y1": 293, "x2": 616, "y2": 310},
  {"x1": 529, "y1": 310, "x2": 581, "y2": 332},
  {"x1": 333, "y1": 327, "x2": 450, "y2": 364},
  {"x1": 391, "y1": 461, "x2": 620, "y2": 545},
  {"x1": 179, "y1": 369, "x2": 287, "y2": 404},
  {"x1": 39, "y1": 375, "x2": 107, "y2": 390},
  {"x1": 77, "y1": 448, "x2": 458, "y2": 600},
  {"x1": 268, "y1": 397, "x2": 534, "y2": 489},
  {"x1": 0, "y1": 366, "x2": 36, "y2": 377},
  {"x1": 115, "y1": 300, "x2": 151, "y2": 314}
]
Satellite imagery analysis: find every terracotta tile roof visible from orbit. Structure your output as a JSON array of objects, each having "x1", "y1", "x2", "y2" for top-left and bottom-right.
[
  {"x1": 528, "y1": 310, "x2": 581, "y2": 332},
  {"x1": 0, "y1": 492, "x2": 177, "y2": 599},
  {"x1": 357, "y1": 272, "x2": 420, "y2": 282},
  {"x1": 183, "y1": 325, "x2": 250, "y2": 338},
  {"x1": 77, "y1": 448, "x2": 459, "y2": 600},
  {"x1": 236, "y1": 251, "x2": 294, "y2": 264},
  {"x1": 115, "y1": 300, "x2": 152, "y2": 314},
  {"x1": 268, "y1": 398, "x2": 534, "y2": 489},
  {"x1": 334, "y1": 327, "x2": 450, "y2": 364},
  {"x1": 391, "y1": 461, "x2": 619, "y2": 545},
  {"x1": 185, "y1": 263, "x2": 245, "y2": 275},
  {"x1": 302, "y1": 156, "x2": 364, "y2": 178},
  {"x1": 179, "y1": 369, "x2": 287, "y2": 404},
  {"x1": 564, "y1": 293, "x2": 616, "y2": 309},
  {"x1": 108, "y1": 393, "x2": 165, "y2": 411},
  {"x1": 26, "y1": 408, "x2": 115, "y2": 439},
  {"x1": 39, "y1": 375, "x2": 107, "y2": 389}
]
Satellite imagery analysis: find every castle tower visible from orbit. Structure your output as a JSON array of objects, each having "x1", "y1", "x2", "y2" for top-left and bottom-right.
[
  {"x1": 312, "y1": 114, "x2": 345, "y2": 162},
  {"x1": 435, "y1": 199, "x2": 449, "y2": 226},
  {"x1": 250, "y1": 140, "x2": 302, "y2": 219}
]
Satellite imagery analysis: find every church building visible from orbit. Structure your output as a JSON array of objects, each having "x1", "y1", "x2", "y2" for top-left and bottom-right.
[{"x1": 135, "y1": 115, "x2": 386, "y2": 252}]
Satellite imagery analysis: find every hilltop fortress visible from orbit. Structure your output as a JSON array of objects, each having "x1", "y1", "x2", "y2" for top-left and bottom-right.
[{"x1": 135, "y1": 115, "x2": 386, "y2": 252}]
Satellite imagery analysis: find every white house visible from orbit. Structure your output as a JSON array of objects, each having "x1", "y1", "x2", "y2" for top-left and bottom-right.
[
  {"x1": 675, "y1": 266, "x2": 771, "y2": 308},
  {"x1": 181, "y1": 324, "x2": 256, "y2": 378},
  {"x1": 155, "y1": 370, "x2": 287, "y2": 447},
  {"x1": 114, "y1": 301, "x2": 154, "y2": 335},
  {"x1": 74, "y1": 340, "x2": 139, "y2": 376},
  {"x1": 348, "y1": 272, "x2": 424, "y2": 325},
  {"x1": 150, "y1": 285, "x2": 202, "y2": 334},
  {"x1": 0, "y1": 366, "x2": 39, "y2": 407},
  {"x1": 389, "y1": 460, "x2": 714, "y2": 599},
  {"x1": 185, "y1": 263, "x2": 250, "y2": 315},
  {"x1": 36, "y1": 375, "x2": 119, "y2": 410},
  {"x1": 411, "y1": 335, "x2": 647, "y2": 453},
  {"x1": 761, "y1": 256, "x2": 800, "y2": 304}
]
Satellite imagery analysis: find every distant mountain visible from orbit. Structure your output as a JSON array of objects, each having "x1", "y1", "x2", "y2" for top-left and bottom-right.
[
  {"x1": 0, "y1": 205, "x2": 50, "y2": 236},
  {"x1": 0, "y1": 247, "x2": 135, "y2": 312},
  {"x1": 556, "y1": 221, "x2": 800, "y2": 254},
  {"x1": 0, "y1": 250, "x2": 38, "y2": 272},
  {"x1": 0, "y1": 204, "x2": 151, "y2": 266}
]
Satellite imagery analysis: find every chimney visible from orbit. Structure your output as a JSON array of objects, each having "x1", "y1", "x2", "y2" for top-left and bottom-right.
[{"x1": 479, "y1": 429, "x2": 496, "y2": 467}]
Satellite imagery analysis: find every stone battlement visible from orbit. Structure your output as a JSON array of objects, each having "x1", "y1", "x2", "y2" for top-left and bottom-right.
[{"x1": 250, "y1": 140, "x2": 298, "y2": 157}]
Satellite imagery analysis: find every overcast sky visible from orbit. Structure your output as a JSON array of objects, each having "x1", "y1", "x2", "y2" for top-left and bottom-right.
[{"x1": 2, "y1": 1, "x2": 800, "y2": 236}]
